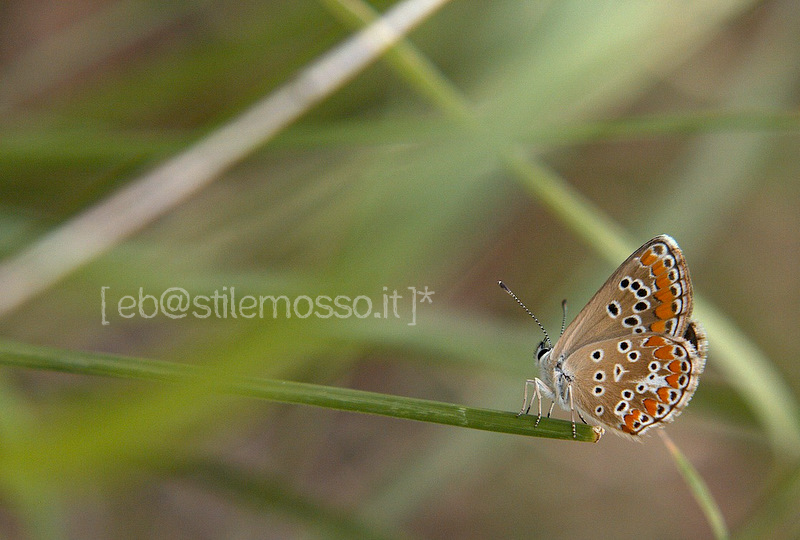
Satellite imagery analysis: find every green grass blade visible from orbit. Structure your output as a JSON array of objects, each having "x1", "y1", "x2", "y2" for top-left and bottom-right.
[
  {"x1": 0, "y1": 0, "x2": 453, "y2": 317},
  {"x1": 659, "y1": 431, "x2": 730, "y2": 540},
  {"x1": 0, "y1": 339, "x2": 601, "y2": 443}
]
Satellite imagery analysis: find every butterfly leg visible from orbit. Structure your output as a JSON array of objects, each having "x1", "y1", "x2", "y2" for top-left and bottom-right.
[
  {"x1": 567, "y1": 383, "x2": 577, "y2": 438},
  {"x1": 533, "y1": 380, "x2": 544, "y2": 427},
  {"x1": 518, "y1": 378, "x2": 548, "y2": 428},
  {"x1": 517, "y1": 379, "x2": 536, "y2": 417},
  {"x1": 518, "y1": 379, "x2": 543, "y2": 418}
]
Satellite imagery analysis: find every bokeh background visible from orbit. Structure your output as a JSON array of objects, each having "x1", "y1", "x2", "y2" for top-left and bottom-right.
[{"x1": 1, "y1": 0, "x2": 799, "y2": 538}]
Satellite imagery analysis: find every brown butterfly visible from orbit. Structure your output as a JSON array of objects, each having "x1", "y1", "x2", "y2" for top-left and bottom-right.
[{"x1": 501, "y1": 235, "x2": 707, "y2": 438}]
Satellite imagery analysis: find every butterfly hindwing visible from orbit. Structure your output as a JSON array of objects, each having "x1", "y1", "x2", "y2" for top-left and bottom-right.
[{"x1": 565, "y1": 330, "x2": 705, "y2": 436}]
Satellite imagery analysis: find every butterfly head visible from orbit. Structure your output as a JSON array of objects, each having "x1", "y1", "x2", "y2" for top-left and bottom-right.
[{"x1": 534, "y1": 339, "x2": 551, "y2": 363}]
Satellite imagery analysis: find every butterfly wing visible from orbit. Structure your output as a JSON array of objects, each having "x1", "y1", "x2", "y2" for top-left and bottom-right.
[
  {"x1": 553, "y1": 235, "x2": 695, "y2": 357},
  {"x1": 566, "y1": 327, "x2": 706, "y2": 436}
]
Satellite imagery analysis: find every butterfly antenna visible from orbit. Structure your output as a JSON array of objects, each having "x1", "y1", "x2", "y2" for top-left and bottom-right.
[
  {"x1": 560, "y1": 299, "x2": 568, "y2": 337},
  {"x1": 498, "y1": 281, "x2": 552, "y2": 347}
]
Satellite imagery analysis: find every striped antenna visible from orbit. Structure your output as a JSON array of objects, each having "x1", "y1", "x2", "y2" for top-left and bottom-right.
[{"x1": 498, "y1": 281, "x2": 552, "y2": 348}]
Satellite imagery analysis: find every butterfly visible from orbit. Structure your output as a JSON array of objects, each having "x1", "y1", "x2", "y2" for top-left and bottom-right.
[{"x1": 501, "y1": 235, "x2": 707, "y2": 438}]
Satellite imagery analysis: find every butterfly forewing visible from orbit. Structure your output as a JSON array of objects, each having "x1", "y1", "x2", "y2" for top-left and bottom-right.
[
  {"x1": 554, "y1": 235, "x2": 695, "y2": 358},
  {"x1": 567, "y1": 331, "x2": 705, "y2": 436}
]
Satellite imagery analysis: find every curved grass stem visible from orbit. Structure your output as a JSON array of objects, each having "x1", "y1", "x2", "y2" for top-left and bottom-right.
[{"x1": 0, "y1": 339, "x2": 601, "y2": 443}]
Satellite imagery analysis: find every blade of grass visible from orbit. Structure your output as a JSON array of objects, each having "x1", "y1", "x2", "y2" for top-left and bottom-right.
[
  {"x1": 659, "y1": 430, "x2": 730, "y2": 540},
  {"x1": 0, "y1": 339, "x2": 601, "y2": 443},
  {"x1": 0, "y1": 0, "x2": 452, "y2": 318}
]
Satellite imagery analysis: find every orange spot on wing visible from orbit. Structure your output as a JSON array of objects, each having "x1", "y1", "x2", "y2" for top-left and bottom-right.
[
  {"x1": 668, "y1": 360, "x2": 682, "y2": 373},
  {"x1": 643, "y1": 398, "x2": 658, "y2": 416},
  {"x1": 650, "y1": 320, "x2": 666, "y2": 333},
  {"x1": 643, "y1": 336, "x2": 667, "y2": 347},
  {"x1": 657, "y1": 387, "x2": 671, "y2": 402},
  {"x1": 665, "y1": 374, "x2": 682, "y2": 388},
  {"x1": 651, "y1": 259, "x2": 666, "y2": 276},
  {"x1": 640, "y1": 249, "x2": 657, "y2": 266},
  {"x1": 624, "y1": 413, "x2": 637, "y2": 431},
  {"x1": 654, "y1": 346, "x2": 675, "y2": 360},
  {"x1": 654, "y1": 288, "x2": 674, "y2": 302},
  {"x1": 655, "y1": 275, "x2": 673, "y2": 289},
  {"x1": 655, "y1": 302, "x2": 676, "y2": 320},
  {"x1": 621, "y1": 424, "x2": 634, "y2": 434}
]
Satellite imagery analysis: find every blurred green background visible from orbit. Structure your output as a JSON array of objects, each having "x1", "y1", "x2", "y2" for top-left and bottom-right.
[{"x1": 1, "y1": 0, "x2": 799, "y2": 538}]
